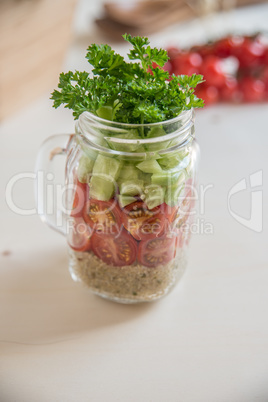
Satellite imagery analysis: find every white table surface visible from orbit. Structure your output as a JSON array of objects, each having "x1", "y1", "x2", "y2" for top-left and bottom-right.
[{"x1": 1, "y1": 2, "x2": 268, "y2": 401}]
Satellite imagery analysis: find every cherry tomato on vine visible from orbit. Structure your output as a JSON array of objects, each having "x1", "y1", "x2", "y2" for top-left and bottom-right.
[
  {"x1": 263, "y1": 47, "x2": 268, "y2": 66},
  {"x1": 261, "y1": 67, "x2": 268, "y2": 99},
  {"x1": 214, "y1": 36, "x2": 244, "y2": 58},
  {"x1": 195, "y1": 85, "x2": 219, "y2": 106},
  {"x1": 201, "y1": 56, "x2": 226, "y2": 87},
  {"x1": 236, "y1": 38, "x2": 265, "y2": 68},
  {"x1": 166, "y1": 34, "x2": 268, "y2": 106},
  {"x1": 190, "y1": 44, "x2": 214, "y2": 58},
  {"x1": 214, "y1": 37, "x2": 232, "y2": 58},
  {"x1": 173, "y1": 52, "x2": 202, "y2": 76},
  {"x1": 163, "y1": 61, "x2": 173, "y2": 74},
  {"x1": 240, "y1": 77, "x2": 265, "y2": 102},
  {"x1": 220, "y1": 76, "x2": 241, "y2": 102},
  {"x1": 167, "y1": 46, "x2": 181, "y2": 60}
]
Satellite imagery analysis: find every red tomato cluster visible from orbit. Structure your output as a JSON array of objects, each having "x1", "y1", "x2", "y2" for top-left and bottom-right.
[
  {"x1": 166, "y1": 33, "x2": 268, "y2": 105},
  {"x1": 68, "y1": 179, "x2": 194, "y2": 268}
]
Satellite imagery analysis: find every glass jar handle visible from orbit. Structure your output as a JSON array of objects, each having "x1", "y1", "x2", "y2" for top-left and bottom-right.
[{"x1": 35, "y1": 134, "x2": 75, "y2": 236}]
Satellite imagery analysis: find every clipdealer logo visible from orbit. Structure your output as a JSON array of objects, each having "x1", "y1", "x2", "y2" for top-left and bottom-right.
[
  {"x1": 5, "y1": 170, "x2": 263, "y2": 233},
  {"x1": 227, "y1": 170, "x2": 263, "y2": 233}
]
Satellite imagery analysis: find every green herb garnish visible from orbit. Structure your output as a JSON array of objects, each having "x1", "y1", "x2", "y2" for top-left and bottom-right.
[{"x1": 51, "y1": 34, "x2": 204, "y2": 123}]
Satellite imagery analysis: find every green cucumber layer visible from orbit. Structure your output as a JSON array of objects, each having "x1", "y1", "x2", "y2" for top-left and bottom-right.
[
  {"x1": 118, "y1": 195, "x2": 137, "y2": 208},
  {"x1": 120, "y1": 179, "x2": 144, "y2": 196},
  {"x1": 90, "y1": 176, "x2": 115, "y2": 201},
  {"x1": 77, "y1": 155, "x2": 95, "y2": 183},
  {"x1": 136, "y1": 159, "x2": 162, "y2": 174},
  {"x1": 144, "y1": 184, "x2": 166, "y2": 210},
  {"x1": 76, "y1": 126, "x2": 193, "y2": 206},
  {"x1": 89, "y1": 154, "x2": 121, "y2": 200}
]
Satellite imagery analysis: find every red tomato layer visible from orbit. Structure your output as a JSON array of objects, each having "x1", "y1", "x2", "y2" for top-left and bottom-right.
[
  {"x1": 83, "y1": 199, "x2": 122, "y2": 235},
  {"x1": 71, "y1": 180, "x2": 88, "y2": 218},
  {"x1": 138, "y1": 236, "x2": 177, "y2": 268},
  {"x1": 121, "y1": 201, "x2": 166, "y2": 241},
  {"x1": 68, "y1": 217, "x2": 92, "y2": 252},
  {"x1": 91, "y1": 228, "x2": 138, "y2": 266}
]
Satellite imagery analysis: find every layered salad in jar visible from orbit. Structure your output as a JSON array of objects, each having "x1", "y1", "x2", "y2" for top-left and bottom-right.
[{"x1": 51, "y1": 34, "x2": 204, "y2": 302}]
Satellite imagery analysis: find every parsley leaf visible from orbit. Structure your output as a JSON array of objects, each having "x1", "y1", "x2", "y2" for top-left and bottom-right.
[
  {"x1": 51, "y1": 35, "x2": 204, "y2": 122},
  {"x1": 123, "y1": 33, "x2": 168, "y2": 70},
  {"x1": 86, "y1": 44, "x2": 126, "y2": 77}
]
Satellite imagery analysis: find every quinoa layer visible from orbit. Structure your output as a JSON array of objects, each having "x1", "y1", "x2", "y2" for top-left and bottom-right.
[{"x1": 68, "y1": 248, "x2": 187, "y2": 302}]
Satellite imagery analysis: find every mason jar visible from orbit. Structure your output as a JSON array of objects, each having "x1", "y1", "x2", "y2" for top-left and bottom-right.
[{"x1": 36, "y1": 109, "x2": 199, "y2": 303}]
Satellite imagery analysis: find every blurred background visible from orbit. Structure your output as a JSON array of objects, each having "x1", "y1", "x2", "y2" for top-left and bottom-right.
[{"x1": 1, "y1": 0, "x2": 268, "y2": 120}]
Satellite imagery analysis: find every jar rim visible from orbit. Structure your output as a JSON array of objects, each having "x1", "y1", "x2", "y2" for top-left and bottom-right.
[
  {"x1": 79, "y1": 108, "x2": 193, "y2": 129},
  {"x1": 76, "y1": 109, "x2": 194, "y2": 158}
]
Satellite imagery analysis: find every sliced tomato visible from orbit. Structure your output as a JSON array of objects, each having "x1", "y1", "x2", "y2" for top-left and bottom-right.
[
  {"x1": 71, "y1": 180, "x2": 88, "y2": 218},
  {"x1": 179, "y1": 189, "x2": 194, "y2": 220},
  {"x1": 176, "y1": 216, "x2": 193, "y2": 248},
  {"x1": 91, "y1": 229, "x2": 138, "y2": 266},
  {"x1": 83, "y1": 199, "x2": 122, "y2": 235},
  {"x1": 160, "y1": 203, "x2": 179, "y2": 223},
  {"x1": 138, "y1": 236, "x2": 177, "y2": 268},
  {"x1": 121, "y1": 201, "x2": 165, "y2": 241},
  {"x1": 170, "y1": 184, "x2": 195, "y2": 236},
  {"x1": 68, "y1": 218, "x2": 92, "y2": 252}
]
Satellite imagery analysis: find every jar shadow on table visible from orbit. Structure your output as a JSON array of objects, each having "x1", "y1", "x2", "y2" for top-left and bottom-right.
[{"x1": 0, "y1": 248, "x2": 157, "y2": 347}]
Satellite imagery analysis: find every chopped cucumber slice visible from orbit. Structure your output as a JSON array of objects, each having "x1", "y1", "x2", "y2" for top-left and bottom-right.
[
  {"x1": 136, "y1": 159, "x2": 162, "y2": 174},
  {"x1": 117, "y1": 163, "x2": 140, "y2": 184},
  {"x1": 90, "y1": 175, "x2": 115, "y2": 201},
  {"x1": 105, "y1": 130, "x2": 145, "y2": 152},
  {"x1": 180, "y1": 155, "x2": 191, "y2": 169},
  {"x1": 165, "y1": 183, "x2": 185, "y2": 207},
  {"x1": 77, "y1": 119, "x2": 106, "y2": 147},
  {"x1": 147, "y1": 127, "x2": 166, "y2": 138},
  {"x1": 92, "y1": 154, "x2": 121, "y2": 180},
  {"x1": 146, "y1": 127, "x2": 171, "y2": 151},
  {"x1": 114, "y1": 130, "x2": 140, "y2": 140},
  {"x1": 158, "y1": 149, "x2": 188, "y2": 169},
  {"x1": 96, "y1": 106, "x2": 113, "y2": 121},
  {"x1": 138, "y1": 171, "x2": 152, "y2": 184},
  {"x1": 78, "y1": 142, "x2": 98, "y2": 161},
  {"x1": 144, "y1": 184, "x2": 166, "y2": 210},
  {"x1": 77, "y1": 155, "x2": 95, "y2": 183},
  {"x1": 151, "y1": 170, "x2": 186, "y2": 186},
  {"x1": 120, "y1": 179, "x2": 144, "y2": 196},
  {"x1": 89, "y1": 154, "x2": 121, "y2": 200},
  {"x1": 118, "y1": 195, "x2": 137, "y2": 208}
]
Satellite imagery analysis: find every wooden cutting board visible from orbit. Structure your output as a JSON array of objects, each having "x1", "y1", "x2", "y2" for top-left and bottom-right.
[{"x1": 0, "y1": 0, "x2": 77, "y2": 120}]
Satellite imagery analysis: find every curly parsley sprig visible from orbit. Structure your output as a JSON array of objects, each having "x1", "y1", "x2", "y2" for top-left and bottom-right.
[{"x1": 51, "y1": 34, "x2": 204, "y2": 123}]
